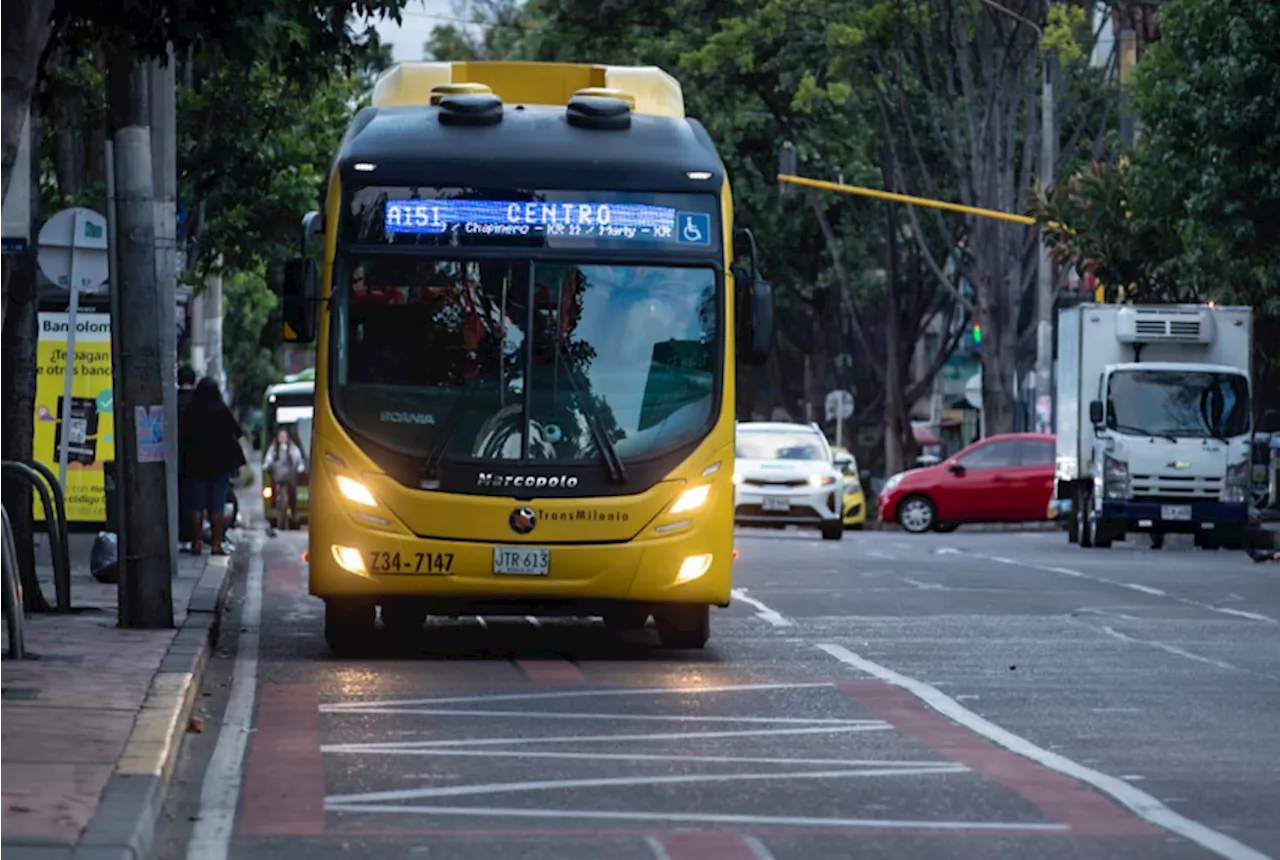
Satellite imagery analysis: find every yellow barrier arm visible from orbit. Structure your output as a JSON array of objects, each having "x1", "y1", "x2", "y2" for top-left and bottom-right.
[{"x1": 777, "y1": 173, "x2": 1041, "y2": 226}]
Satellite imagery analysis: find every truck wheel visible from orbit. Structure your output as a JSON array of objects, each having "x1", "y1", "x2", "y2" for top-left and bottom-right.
[
  {"x1": 898, "y1": 496, "x2": 936, "y2": 534},
  {"x1": 325, "y1": 599, "x2": 376, "y2": 655},
  {"x1": 1079, "y1": 496, "x2": 1094, "y2": 548},
  {"x1": 1091, "y1": 517, "x2": 1114, "y2": 549},
  {"x1": 820, "y1": 521, "x2": 844, "y2": 541},
  {"x1": 654, "y1": 605, "x2": 710, "y2": 649}
]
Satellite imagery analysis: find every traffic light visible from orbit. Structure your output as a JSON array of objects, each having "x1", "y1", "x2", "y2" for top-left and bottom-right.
[
  {"x1": 971, "y1": 322, "x2": 982, "y2": 345},
  {"x1": 779, "y1": 141, "x2": 797, "y2": 202}
]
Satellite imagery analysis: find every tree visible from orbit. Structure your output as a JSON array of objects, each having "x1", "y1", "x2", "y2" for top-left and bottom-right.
[
  {"x1": 3, "y1": 2, "x2": 403, "y2": 594},
  {"x1": 424, "y1": 0, "x2": 533, "y2": 61},
  {"x1": 1127, "y1": 0, "x2": 1280, "y2": 311}
]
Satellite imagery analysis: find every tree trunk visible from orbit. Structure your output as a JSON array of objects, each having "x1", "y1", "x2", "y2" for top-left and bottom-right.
[
  {"x1": 974, "y1": 218, "x2": 1021, "y2": 435},
  {"x1": 1, "y1": 0, "x2": 56, "y2": 201},
  {"x1": 2, "y1": 104, "x2": 44, "y2": 611}
]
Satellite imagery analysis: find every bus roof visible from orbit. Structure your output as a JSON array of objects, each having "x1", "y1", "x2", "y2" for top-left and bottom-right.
[
  {"x1": 265, "y1": 380, "x2": 314, "y2": 399},
  {"x1": 372, "y1": 61, "x2": 685, "y2": 117},
  {"x1": 337, "y1": 67, "x2": 724, "y2": 193}
]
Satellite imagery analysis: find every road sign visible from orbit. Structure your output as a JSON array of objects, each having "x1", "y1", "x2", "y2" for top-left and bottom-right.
[
  {"x1": 37, "y1": 207, "x2": 111, "y2": 496},
  {"x1": 825, "y1": 389, "x2": 854, "y2": 421},
  {"x1": 964, "y1": 372, "x2": 983, "y2": 410},
  {"x1": 37, "y1": 207, "x2": 109, "y2": 292}
]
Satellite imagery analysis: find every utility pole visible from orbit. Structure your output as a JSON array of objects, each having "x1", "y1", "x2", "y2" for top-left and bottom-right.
[
  {"x1": 1035, "y1": 51, "x2": 1057, "y2": 433},
  {"x1": 150, "y1": 48, "x2": 179, "y2": 557},
  {"x1": 1118, "y1": 27, "x2": 1138, "y2": 147},
  {"x1": 108, "y1": 50, "x2": 175, "y2": 629}
]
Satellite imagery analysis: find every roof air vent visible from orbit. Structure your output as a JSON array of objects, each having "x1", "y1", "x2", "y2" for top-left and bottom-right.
[
  {"x1": 566, "y1": 93, "x2": 632, "y2": 130},
  {"x1": 429, "y1": 82, "x2": 494, "y2": 105},
  {"x1": 437, "y1": 92, "x2": 504, "y2": 126}
]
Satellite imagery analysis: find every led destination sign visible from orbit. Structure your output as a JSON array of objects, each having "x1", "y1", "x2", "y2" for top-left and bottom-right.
[{"x1": 383, "y1": 198, "x2": 712, "y2": 247}]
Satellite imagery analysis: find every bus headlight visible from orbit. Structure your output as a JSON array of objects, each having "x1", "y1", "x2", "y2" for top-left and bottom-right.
[
  {"x1": 670, "y1": 484, "x2": 711, "y2": 514},
  {"x1": 335, "y1": 475, "x2": 377, "y2": 507},
  {"x1": 676, "y1": 553, "x2": 713, "y2": 583},
  {"x1": 331, "y1": 544, "x2": 367, "y2": 574}
]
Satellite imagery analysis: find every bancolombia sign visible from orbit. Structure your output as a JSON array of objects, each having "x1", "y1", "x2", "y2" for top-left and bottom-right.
[{"x1": 477, "y1": 472, "x2": 579, "y2": 489}]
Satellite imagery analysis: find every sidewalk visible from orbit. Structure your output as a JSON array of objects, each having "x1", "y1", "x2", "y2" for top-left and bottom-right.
[{"x1": 2, "y1": 529, "x2": 239, "y2": 860}]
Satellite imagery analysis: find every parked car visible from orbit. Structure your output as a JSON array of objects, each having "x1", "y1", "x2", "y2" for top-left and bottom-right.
[
  {"x1": 831, "y1": 446, "x2": 867, "y2": 530},
  {"x1": 734, "y1": 422, "x2": 846, "y2": 540},
  {"x1": 876, "y1": 433, "x2": 1056, "y2": 533}
]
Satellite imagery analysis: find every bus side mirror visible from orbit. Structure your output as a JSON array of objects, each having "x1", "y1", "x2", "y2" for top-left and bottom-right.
[
  {"x1": 282, "y1": 258, "x2": 319, "y2": 344},
  {"x1": 739, "y1": 278, "x2": 774, "y2": 366},
  {"x1": 1089, "y1": 400, "x2": 1103, "y2": 426}
]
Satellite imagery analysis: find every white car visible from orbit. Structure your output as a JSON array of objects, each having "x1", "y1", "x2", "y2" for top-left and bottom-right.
[{"x1": 733, "y1": 421, "x2": 845, "y2": 540}]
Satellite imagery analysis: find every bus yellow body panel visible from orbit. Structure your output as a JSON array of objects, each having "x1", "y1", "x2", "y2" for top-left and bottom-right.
[
  {"x1": 306, "y1": 160, "x2": 740, "y2": 610},
  {"x1": 371, "y1": 60, "x2": 684, "y2": 117}
]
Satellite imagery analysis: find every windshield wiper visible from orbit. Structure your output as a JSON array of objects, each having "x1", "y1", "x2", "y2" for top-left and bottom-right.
[
  {"x1": 420, "y1": 383, "x2": 484, "y2": 484},
  {"x1": 1112, "y1": 423, "x2": 1178, "y2": 443},
  {"x1": 553, "y1": 340, "x2": 627, "y2": 484}
]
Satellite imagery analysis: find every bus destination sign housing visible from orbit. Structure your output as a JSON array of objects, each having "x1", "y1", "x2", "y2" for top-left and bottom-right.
[
  {"x1": 343, "y1": 187, "x2": 720, "y2": 252},
  {"x1": 383, "y1": 198, "x2": 710, "y2": 246}
]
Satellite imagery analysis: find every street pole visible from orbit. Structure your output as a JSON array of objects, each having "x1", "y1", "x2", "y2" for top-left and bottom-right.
[
  {"x1": 1035, "y1": 53, "x2": 1056, "y2": 433},
  {"x1": 1119, "y1": 27, "x2": 1138, "y2": 147},
  {"x1": 150, "y1": 49, "x2": 179, "y2": 555},
  {"x1": 108, "y1": 50, "x2": 174, "y2": 628}
]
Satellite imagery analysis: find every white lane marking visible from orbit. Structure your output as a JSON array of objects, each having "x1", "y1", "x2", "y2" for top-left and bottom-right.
[
  {"x1": 319, "y1": 748, "x2": 962, "y2": 769},
  {"x1": 1212, "y1": 607, "x2": 1276, "y2": 623},
  {"x1": 743, "y1": 836, "x2": 777, "y2": 860},
  {"x1": 325, "y1": 764, "x2": 967, "y2": 805},
  {"x1": 903, "y1": 577, "x2": 951, "y2": 592},
  {"x1": 317, "y1": 721, "x2": 890, "y2": 747},
  {"x1": 1097, "y1": 626, "x2": 1280, "y2": 680},
  {"x1": 969, "y1": 553, "x2": 1279, "y2": 624},
  {"x1": 731, "y1": 588, "x2": 794, "y2": 627},
  {"x1": 314, "y1": 724, "x2": 889, "y2": 751},
  {"x1": 816, "y1": 643, "x2": 1274, "y2": 860},
  {"x1": 184, "y1": 536, "x2": 264, "y2": 860},
  {"x1": 322, "y1": 706, "x2": 874, "y2": 725},
  {"x1": 646, "y1": 836, "x2": 673, "y2": 860},
  {"x1": 322, "y1": 803, "x2": 1069, "y2": 831},
  {"x1": 865, "y1": 550, "x2": 894, "y2": 560},
  {"x1": 934, "y1": 547, "x2": 963, "y2": 556},
  {"x1": 321, "y1": 682, "x2": 833, "y2": 710}
]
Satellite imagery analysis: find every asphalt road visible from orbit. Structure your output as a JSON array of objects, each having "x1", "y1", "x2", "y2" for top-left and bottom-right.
[{"x1": 157, "y1": 525, "x2": 1280, "y2": 860}]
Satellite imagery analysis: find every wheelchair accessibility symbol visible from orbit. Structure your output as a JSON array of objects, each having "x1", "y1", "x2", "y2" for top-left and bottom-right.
[{"x1": 677, "y1": 212, "x2": 711, "y2": 246}]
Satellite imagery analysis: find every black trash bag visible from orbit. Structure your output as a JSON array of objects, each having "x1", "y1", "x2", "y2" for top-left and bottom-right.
[{"x1": 91, "y1": 531, "x2": 120, "y2": 583}]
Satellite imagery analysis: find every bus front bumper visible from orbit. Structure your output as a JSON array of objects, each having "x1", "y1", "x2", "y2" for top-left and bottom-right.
[{"x1": 308, "y1": 522, "x2": 733, "y2": 608}]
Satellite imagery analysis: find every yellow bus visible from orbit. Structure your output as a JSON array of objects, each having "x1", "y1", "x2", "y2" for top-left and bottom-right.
[{"x1": 280, "y1": 61, "x2": 772, "y2": 653}]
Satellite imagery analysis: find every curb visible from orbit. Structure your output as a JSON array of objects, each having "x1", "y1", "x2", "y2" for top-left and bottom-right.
[{"x1": 71, "y1": 548, "x2": 239, "y2": 860}]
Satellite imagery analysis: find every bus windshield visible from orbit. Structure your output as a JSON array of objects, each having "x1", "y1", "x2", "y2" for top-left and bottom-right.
[{"x1": 331, "y1": 256, "x2": 718, "y2": 465}]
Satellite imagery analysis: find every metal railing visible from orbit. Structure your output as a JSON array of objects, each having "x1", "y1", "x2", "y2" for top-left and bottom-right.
[
  {"x1": 2, "y1": 504, "x2": 27, "y2": 658},
  {"x1": 1, "y1": 459, "x2": 71, "y2": 613}
]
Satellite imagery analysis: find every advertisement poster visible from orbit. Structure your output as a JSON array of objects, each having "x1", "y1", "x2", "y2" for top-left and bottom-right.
[{"x1": 33, "y1": 311, "x2": 114, "y2": 524}]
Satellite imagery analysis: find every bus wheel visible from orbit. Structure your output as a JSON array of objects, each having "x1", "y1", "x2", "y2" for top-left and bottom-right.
[
  {"x1": 325, "y1": 599, "x2": 375, "y2": 654},
  {"x1": 654, "y1": 605, "x2": 709, "y2": 649},
  {"x1": 381, "y1": 601, "x2": 427, "y2": 648},
  {"x1": 603, "y1": 606, "x2": 650, "y2": 632}
]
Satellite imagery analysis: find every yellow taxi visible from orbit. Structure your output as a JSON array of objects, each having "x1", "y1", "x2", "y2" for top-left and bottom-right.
[{"x1": 832, "y1": 446, "x2": 867, "y2": 529}]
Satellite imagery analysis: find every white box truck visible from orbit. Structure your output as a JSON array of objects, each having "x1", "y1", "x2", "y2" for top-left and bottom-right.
[{"x1": 1054, "y1": 303, "x2": 1253, "y2": 549}]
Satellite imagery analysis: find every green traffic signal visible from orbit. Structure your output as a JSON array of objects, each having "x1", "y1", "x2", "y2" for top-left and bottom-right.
[{"x1": 971, "y1": 322, "x2": 982, "y2": 344}]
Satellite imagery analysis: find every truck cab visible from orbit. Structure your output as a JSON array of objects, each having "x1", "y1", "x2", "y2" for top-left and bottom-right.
[{"x1": 1055, "y1": 304, "x2": 1253, "y2": 550}]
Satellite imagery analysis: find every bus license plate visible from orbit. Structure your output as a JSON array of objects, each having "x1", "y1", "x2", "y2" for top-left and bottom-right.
[
  {"x1": 762, "y1": 497, "x2": 791, "y2": 512},
  {"x1": 1161, "y1": 504, "x2": 1192, "y2": 521},
  {"x1": 493, "y1": 547, "x2": 550, "y2": 576}
]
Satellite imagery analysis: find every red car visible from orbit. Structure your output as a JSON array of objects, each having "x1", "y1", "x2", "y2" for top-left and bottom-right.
[{"x1": 876, "y1": 432, "x2": 1056, "y2": 533}]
